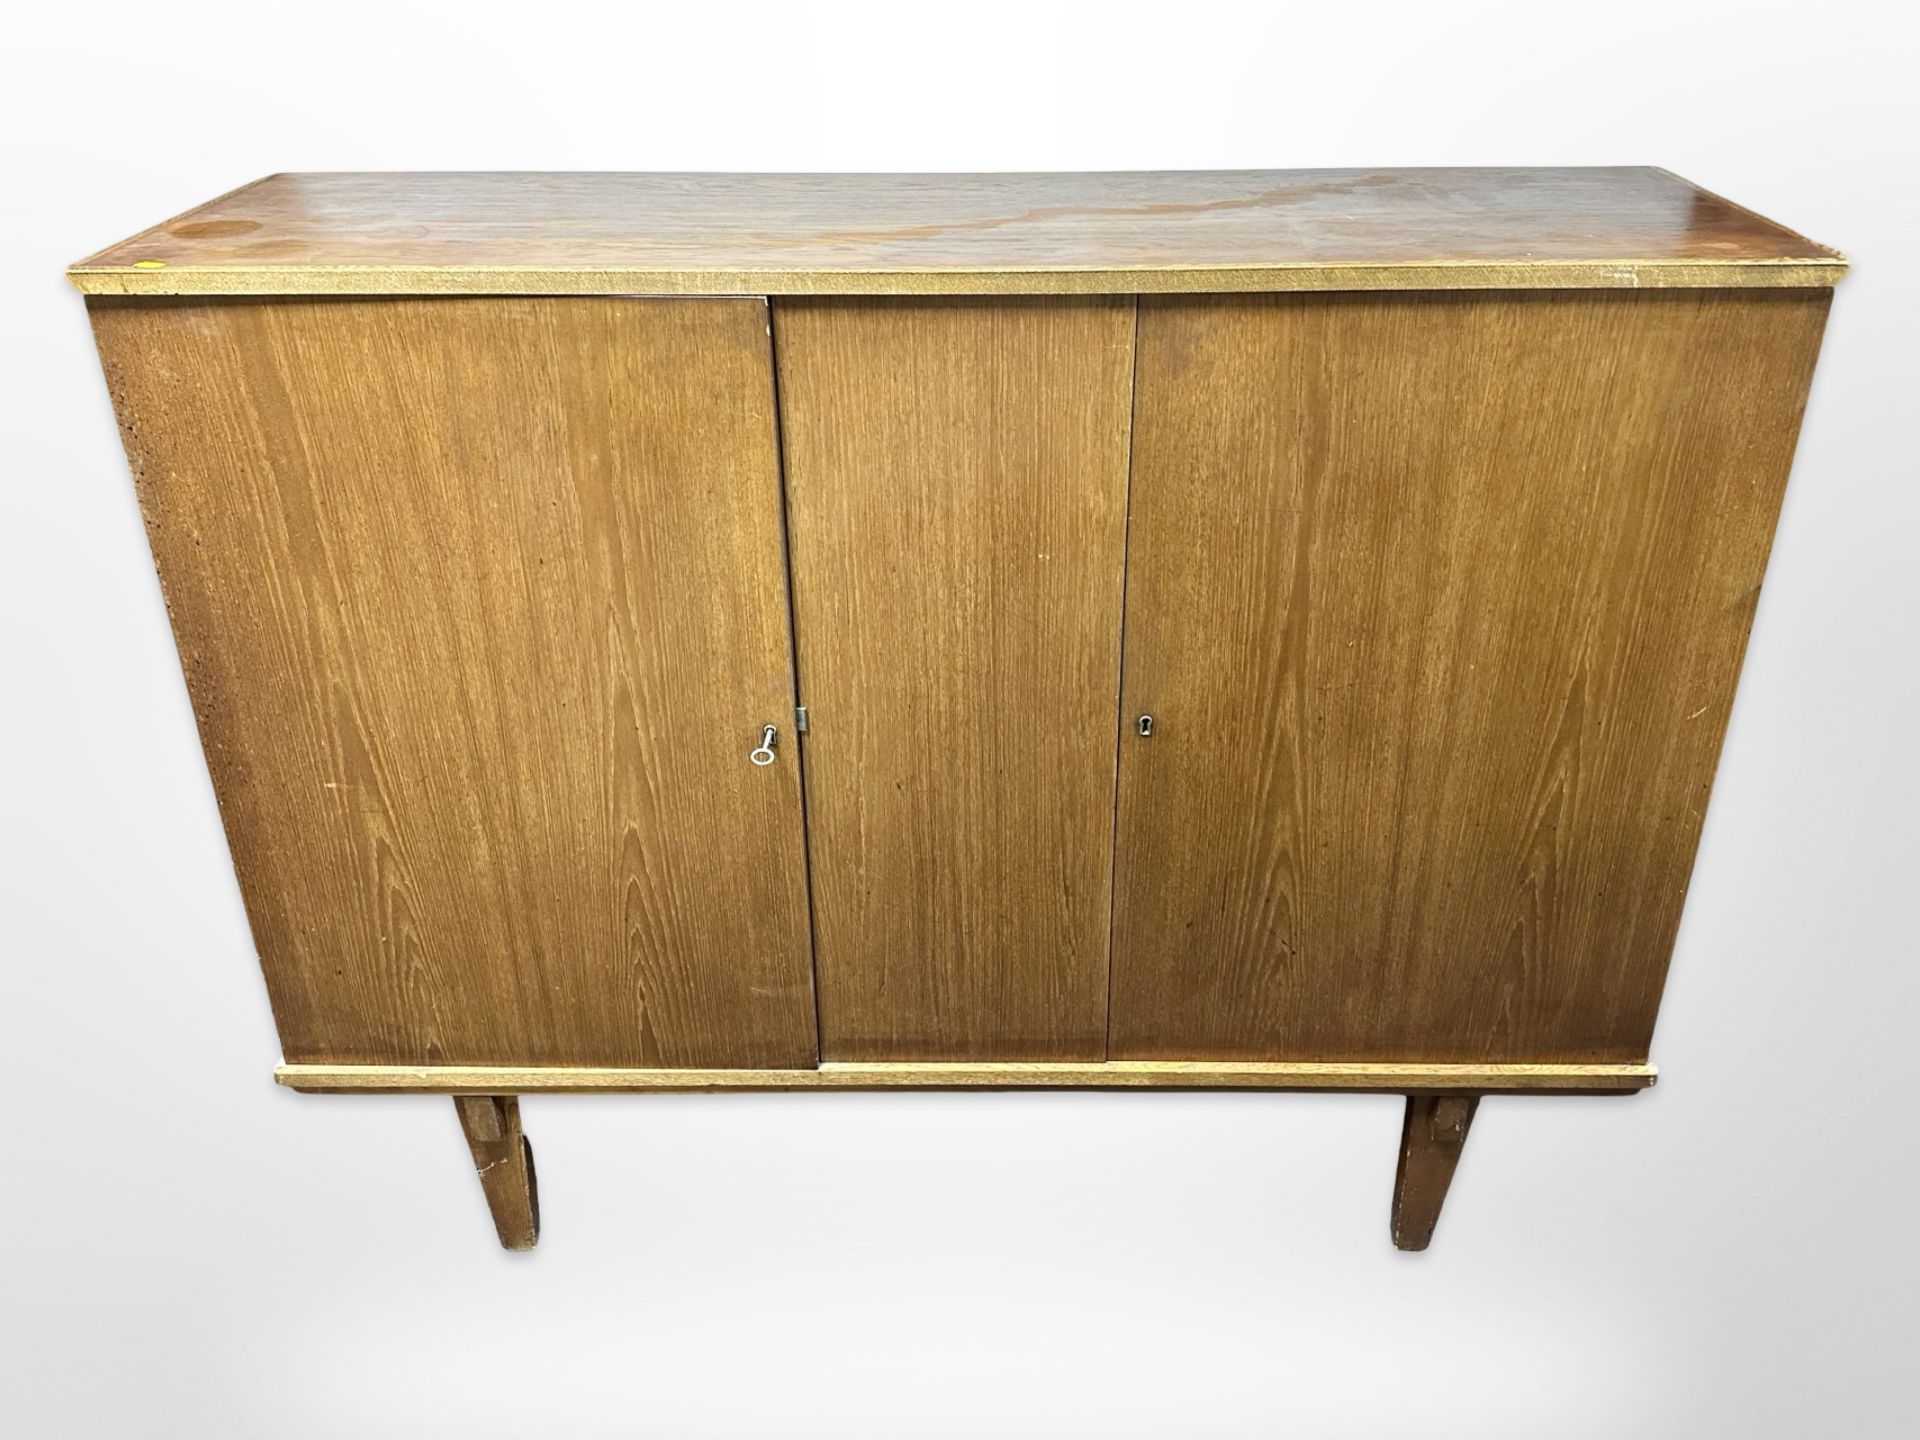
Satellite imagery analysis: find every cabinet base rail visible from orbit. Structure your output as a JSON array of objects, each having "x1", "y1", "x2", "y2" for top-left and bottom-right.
[{"x1": 277, "y1": 1059, "x2": 1654, "y2": 1094}]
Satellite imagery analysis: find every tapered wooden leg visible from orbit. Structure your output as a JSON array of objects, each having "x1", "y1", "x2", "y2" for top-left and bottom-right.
[
  {"x1": 453, "y1": 1095, "x2": 540, "y2": 1251},
  {"x1": 1390, "y1": 1094, "x2": 1479, "y2": 1251}
]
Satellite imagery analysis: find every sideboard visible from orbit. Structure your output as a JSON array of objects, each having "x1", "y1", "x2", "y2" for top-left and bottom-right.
[{"x1": 72, "y1": 169, "x2": 1842, "y2": 1250}]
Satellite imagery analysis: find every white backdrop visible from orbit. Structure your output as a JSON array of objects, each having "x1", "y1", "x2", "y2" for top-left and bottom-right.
[{"x1": 3, "y1": 4, "x2": 1915, "y2": 1435}]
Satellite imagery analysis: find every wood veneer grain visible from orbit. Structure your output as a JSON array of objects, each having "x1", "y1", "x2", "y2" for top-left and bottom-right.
[
  {"x1": 1110, "y1": 289, "x2": 1831, "y2": 1063},
  {"x1": 775, "y1": 297, "x2": 1135, "y2": 1060},
  {"x1": 90, "y1": 295, "x2": 817, "y2": 1067}
]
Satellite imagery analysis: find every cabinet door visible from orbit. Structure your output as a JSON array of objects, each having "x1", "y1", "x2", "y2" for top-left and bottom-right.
[
  {"x1": 775, "y1": 299, "x2": 1134, "y2": 1060},
  {"x1": 90, "y1": 296, "x2": 817, "y2": 1068},
  {"x1": 1110, "y1": 291, "x2": 1830, "y2": 1063}
]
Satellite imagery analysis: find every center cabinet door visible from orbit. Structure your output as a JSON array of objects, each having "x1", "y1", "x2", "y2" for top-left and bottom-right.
[{"x1": 775, "y1": 299, "x2": 1136, "y2": 1061}]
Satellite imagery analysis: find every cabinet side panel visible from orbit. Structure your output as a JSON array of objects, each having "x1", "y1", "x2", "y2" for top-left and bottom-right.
[
  {"x1": 1111, "y1": 290, "x2": 1830, "y2": 1063},
  {"x1": 776, "y1": 298, "x2": 1135, "y2": 1061},
  {"x1": 90, "y1": 296, "x2": 818, "y2": 1067}
]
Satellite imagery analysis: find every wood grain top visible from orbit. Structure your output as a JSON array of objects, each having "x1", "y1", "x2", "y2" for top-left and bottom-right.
[{"x1": 69, "y1": 168, "x2": 1843, "y2": 296}]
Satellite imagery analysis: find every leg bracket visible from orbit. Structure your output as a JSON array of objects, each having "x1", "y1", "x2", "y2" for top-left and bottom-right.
[
  {"x1": 1391, "y1": 1094, "x2": 1479, "y2": 1251},
  {"x1": 453, "y1": 1094, "x2": 540, "y2": 1250}
]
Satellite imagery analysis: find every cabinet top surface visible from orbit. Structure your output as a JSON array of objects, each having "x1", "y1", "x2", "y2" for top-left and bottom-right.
[{"x1": 70, "y1": 168, "x2": 1843, "y2": 297}]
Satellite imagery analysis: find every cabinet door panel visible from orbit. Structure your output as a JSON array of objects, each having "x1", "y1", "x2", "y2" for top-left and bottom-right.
[
  {"x1": 91, "y1": 296, "x2": 817, "y2": 1068},
  {"x1": 776, "y1": 298, "x2": 1134, "y2": 1060},
  {"x1": 1111, "y1": 291, "x2": 1830, "y2": 1063}
]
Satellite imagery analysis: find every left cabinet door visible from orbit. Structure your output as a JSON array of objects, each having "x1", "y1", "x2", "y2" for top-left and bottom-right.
[{"x1": 89, "y1": 297, "x2": 818, "y2": 1069}]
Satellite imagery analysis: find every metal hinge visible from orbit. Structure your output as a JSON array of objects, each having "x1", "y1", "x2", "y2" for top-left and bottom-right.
[{"x1": 795, "y1": 705, "x2": 809, "y2": 735}]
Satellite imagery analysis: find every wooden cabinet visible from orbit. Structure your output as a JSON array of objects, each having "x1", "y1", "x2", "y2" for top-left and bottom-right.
[{"x1": 74, "y1": 169, "x2": 1842, "y2": 1250}]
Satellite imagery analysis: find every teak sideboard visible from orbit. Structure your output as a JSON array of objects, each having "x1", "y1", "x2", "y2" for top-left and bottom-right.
[{"x1": 73, "y1": 169, "x2": 1842, "y2": 1251}]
